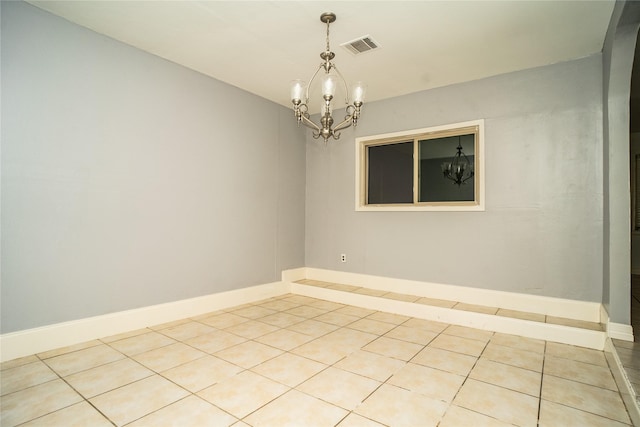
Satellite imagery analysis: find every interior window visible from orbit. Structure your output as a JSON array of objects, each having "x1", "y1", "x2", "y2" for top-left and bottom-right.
[{"x1": 356, "y1": 120, "x2": 484, "y2": 211}]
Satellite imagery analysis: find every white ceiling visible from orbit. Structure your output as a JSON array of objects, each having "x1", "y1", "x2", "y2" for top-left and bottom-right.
[{"x1": 27, "y1": 1, "x2": 615, "y2": 113}]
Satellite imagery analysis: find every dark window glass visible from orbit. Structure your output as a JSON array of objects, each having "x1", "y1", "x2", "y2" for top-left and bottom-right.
[{"x1": 367, "y1": 141, "x2": 413, "y2": 204}]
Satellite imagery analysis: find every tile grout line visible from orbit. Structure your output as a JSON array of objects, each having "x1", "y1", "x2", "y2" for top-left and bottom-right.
[
  {"x1": 35, "y1": 353, "x2": 118, "y2": 427},
  {"x1": 536, "y1": 340, "x2": 547, "y2": 427},
  {"x1": 436, "y1": 333, "x2": 491, "y2": 424}
]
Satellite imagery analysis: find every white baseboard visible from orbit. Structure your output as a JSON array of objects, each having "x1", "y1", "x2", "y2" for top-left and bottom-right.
[
  {"x1": 281, "y1": 267, "x2": 307, "y2": 283},
  {"x1": 600, "y1": 305, "x2": 635, "y2": 341},
  {"x1": 299, "y1": 268, "x2": 602, "y2": 322},
  {"x1": 0, "y1": 281, "x2": 289, "y2": 363},
  {"x1": 600, "y1": 304, "x2": 609, "y2": 326},
  {"x1": 609, "y1": 322, "x2": 635, "y2": 341}
]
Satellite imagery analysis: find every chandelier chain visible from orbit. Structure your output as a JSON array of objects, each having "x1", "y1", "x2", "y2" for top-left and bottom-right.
[{"x1": 325, "y1": 19, "x2": 331, "y2": 52}]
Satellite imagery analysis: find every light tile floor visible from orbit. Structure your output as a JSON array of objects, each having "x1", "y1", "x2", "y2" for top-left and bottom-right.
[
  {"x1": 613, "y1": 338, "x2": 640, "y2": 404},
  {"x1": 1, "y1": 293, "x2": 633, "y2": 426}
]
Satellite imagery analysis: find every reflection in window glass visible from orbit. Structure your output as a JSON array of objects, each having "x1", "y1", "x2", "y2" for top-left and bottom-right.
[{"x1": 419, "y1": 134, "x2": 475, "y2": 202}]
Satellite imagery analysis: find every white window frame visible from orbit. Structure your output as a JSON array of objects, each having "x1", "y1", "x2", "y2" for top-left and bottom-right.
[{"x1": 355, "y1": 119, "x2": 485, "y2": 211}]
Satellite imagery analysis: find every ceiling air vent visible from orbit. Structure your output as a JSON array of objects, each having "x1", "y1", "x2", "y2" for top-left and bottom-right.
[{"x1": 341, "y1": 35, "x2": 380, "y2": 55}]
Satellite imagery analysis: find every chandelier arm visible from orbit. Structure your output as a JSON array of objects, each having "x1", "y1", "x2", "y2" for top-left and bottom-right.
[
  {"x1": 332, "y1": 113, "x2": 355, "y2": 133},
  {"x1": 298, "y1": 113, "x2": 322, "y2": 133},
  {"x1": 304, "y1": 65, "x2": 325, "y2": 103},
  {"x1": 462, "y1": 170, "x2": 475, "y2": 183},
  {"x1": 331, "y1": 65, "x2": 350, "y2": 105},
  {"x1": 461, "y1": 153, "x2": 474, "y2": 169}
]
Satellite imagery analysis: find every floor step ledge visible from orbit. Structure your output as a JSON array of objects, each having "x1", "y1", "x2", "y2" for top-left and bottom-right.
[
  {"x1": 287, "y1": 268, "x2": 602, "y2": 323},
  {"x1": 291, "y1": 282, "x2": 606, "y2": 350}
]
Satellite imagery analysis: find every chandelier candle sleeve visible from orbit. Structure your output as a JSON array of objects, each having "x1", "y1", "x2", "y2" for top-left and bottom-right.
[
  {"x1": 322, "y1": 75, "x2": 337, "y2": 97},
  {"x1": 291, "y1": 80, "x2": 305, "y2": 102},
  {"x1": 289, "y1": 12, "x2": 365, "y2": 143},
  {"x1": 353, "y1": 82, "x2": 366, "y2": 104}
]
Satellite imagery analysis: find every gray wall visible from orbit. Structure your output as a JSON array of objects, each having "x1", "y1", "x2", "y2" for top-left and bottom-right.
[
  {"x1": 306, "y1": 55, "x2": 604, "y2": 302},
  {"x1": 631, "y1": 132, "x2": 640, "y2": 275},
  {"x1": 1, "y1": 1, "x2": 306, "y2": 333},
  {"x1": 601, "y1": 1, "x2": 640, "y2": 324},
  {"x1": 633, "y1": 234, "x2": 640, "y2": 275}
]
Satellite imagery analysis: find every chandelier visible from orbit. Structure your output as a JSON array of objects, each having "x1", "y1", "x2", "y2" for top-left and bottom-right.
[
  {"x1": 441, "y1": 136, "x2": 474, "y2": 186},
  {"x1": 290, "y1": 12, "x2": 366, "y2": 143}
]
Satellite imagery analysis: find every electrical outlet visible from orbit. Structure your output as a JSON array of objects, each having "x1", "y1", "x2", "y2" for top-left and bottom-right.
[{"x1": 340, "y1": 254, "x2": 347, "y2": 263}]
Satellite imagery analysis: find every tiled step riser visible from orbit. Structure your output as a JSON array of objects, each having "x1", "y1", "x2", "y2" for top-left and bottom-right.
[
  {"x1": 291, "y1": 283, "x2": 606, "y2": 350},
  {"x1": 286, "y1": 268, "x2": 602, "y2": 323}
]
